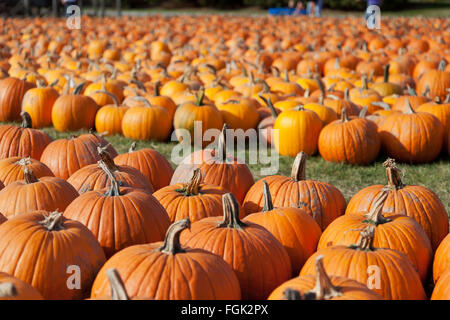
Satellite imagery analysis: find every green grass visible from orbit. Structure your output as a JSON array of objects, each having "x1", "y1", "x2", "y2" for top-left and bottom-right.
[{"x1": 9, "y1": 124, "x2": 448, "y2": 216}]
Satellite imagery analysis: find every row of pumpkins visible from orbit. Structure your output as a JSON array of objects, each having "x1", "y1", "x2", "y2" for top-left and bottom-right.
[
  {"x1": 0, "y1": 16, "x2": 449, "y2": 165},
  {"x1": 0, "y1": 123, "x2": 448, "y2": 300}
]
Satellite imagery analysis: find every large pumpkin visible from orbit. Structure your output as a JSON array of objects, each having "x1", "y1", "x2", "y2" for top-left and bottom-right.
[
  {"x1": 94, "y1": 90, "x2": 129, "y2": 136},
  {"x1": 90, "y1": 219, "x2": 241, "y2": 300},
  {"x1": 268, "y1": 255, "x2": 383, "y2": 300},
  {"x1": 0, "y1": 112, "x2": 52, "y2": 160},
  {"x1": 0, "y1": 157, "x2": 53, "y2": 186},
  {"x1": 0, "y1": 166, "x2": 78, "y2": 218},
  {"x1": 318, "y1": 108, "x2": 380, "y2": 165},
  {"x1": 243, "y1": 152, "x2": 346, "y2": 230},
  {"x1": 244, "y1": 181, "x2": 321, "y2": 275},
  {"x1": 379, "y1": 99, "x2": 444, "y2": 163},
  {"x1": 51, "y1": 83, "x2": 99, "y2": 132},
  {"x1": 0, "y1": 211, "x2": 106, "y2": 300},
  {"x1": 300, "y1": 226, "x2": 426, "y2": 300},
  {"x1": 180, "y1": 193, "x2": 292, "y2": 300},
  {"x1": 433, "y1": 233, "x2": 450, "y2": 283},
  {"x1": 64, "y1": 160, "x2": 170, "y2": 258},
  {"x1": 114, "y1": 142, "x2": 173, "y2": 191},
  {"x1": 416, "y1": 60, "x2": 450, "y2": 102},
  {"x1": 0, "y1": 272, "x2": 43, "y2": 300},
  {"x1": 67, "y1": 145, "x2": 153, "y2": 194},
  {"x1": 0, "y1": 77, "x2": 35, "y2": 121},
  {"x1": 345, "y1": 158, "x2": 449, "y2": 251},
  {"x1": 40, "y1": 133, "x2": 118, "y2": 179},
  {"x1": 273, "y1": 104, "x2": 322, "y2": 157},
  {"x1": 21, "y1": 80, "x2": 59, "y2": 128},
  {"x1": 318, "y1": 190, "x2": 432, "y2": 283}
]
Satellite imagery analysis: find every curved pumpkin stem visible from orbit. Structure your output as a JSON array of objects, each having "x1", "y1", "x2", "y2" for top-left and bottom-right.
[
  {"x1": 217, "y1": 193, "x2": 247, "y2": 230},
  {"x1": 283, "y1": 288, "x2": 303, "y2": 300},
  {"x1": 404, "y1": 98, "x2": 415, "y2": 114},
  {"x1": 315, "y1": 75, "x2": 326, "y2": 98},
  {"x1": 383, "y1": 158, "x2": 404, "y2": 190},
  {"x1": 179, "y1": 168, "x2": 202, "y2": 196},
  {"x1": 154, "y1": 81, "x2": 161, "y2": 97},
  {"x1": 0, "y1": 283, "x2": 17, "y2": 298},
  {"x1": 383, "y1": 64, "x2": 390, "y2": 83},
  {"x1": 38, "y1": 211, "x2": 64, "y2": 231},
  {"x1": 20, "y1": 111, "x2": 32, "y2": 129},
  {"x1": 344, "y1": 87, "x2": 350, "y2": 101},
  {"x1": 97, "y1": 144, "x2": 118, "y2": 171},
  {"x1": 98, "y1": 160, "x2": 121, "y2": 197},
  {"x1": 158, "y1": 218, "x2": 191, "y2": 255},
  {"x1": 266, "y1": 97, "x2": 278, "y2": 118},
  {"x1": 24, "y1": 166, "x2": 39, "y2": 184},
  {"x1": 262, "y1": 181, "x2": 274, "y2": 212},
  {"x1": 128, "y1": 142, "x2": 137, "y2": 153},
  {"x1": 92, "y1": 89, "x2": 120, "y2": 107},
  {"x1": 216, "y1": 123, "x2": 229, "y2": 162},
  {"x1": 291, "y1": 152, "x2": 307, "y2": 181},
  {"x1": 438, "y1": 59, "x2": 446, "y2": 71},
  {"x1": 106, "y1": 268, "x2": 130, "y2": 300},
  {"x1": 131, "y1": 96, "x2": 152, "y2": 107},
  {"x1": 304, "y1": 255, "x2": 343, "y2": 300},
  {"x1": 73, "y1": 82, "x2": 85, "y2": 95},
  {"x1": 16, "y1": 157, "x2": 32, "y2": 166},
  {"x1": 359, "y1": 106, "x2": 369, "y2": 118},
  {"x1": 340, "y1": 107, "x2": 349, "y2": 122},
  {"x1": 363, "y1": 191, "x2": 391, "y2": 225},
  {"x1": 196, "y1": 89, "x2": 205, "y2": 106},
  {"x1": 351, "y1": 225, "x2": 375, "y2": 251}
]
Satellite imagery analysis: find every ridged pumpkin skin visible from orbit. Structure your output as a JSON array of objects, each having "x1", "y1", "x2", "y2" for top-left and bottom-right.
[
  {"x1": 318, "y1": 111, "x2": 380, "y2": 165},
  {"x1": 95, "y1": 104, "x2": 129, "y2": 136},
  {"x1": 91, "y1": 219, "x2": 241, "y2": 300},
  {"x1": 0, "y1": 168, "x2": 78, "y2": 218},
  {"x1": 114, "y1": 144, "x2": 174, "y2": 191},
  {"x1": 40, "y1": 134, "x2": 118, "y2": 180},
  {"x1": 318, "y1": 193, "x2": 432, "y2": 283},
  {"x1": 64, "y1": 186, "x2": 170, "y2": 258},
  {"x1": 216, "y1": 99, "x2": 259, "y2": 130},
  {"x1": 243, "y1": 152, "x2": 346, "y2": 230},
  {"x1": 51, "y1": 93, "x2": 99, "y2": 132},
  {"x1": 21, "y1": 86, "x2": 59, "y2": 128},
  {"x1": 300, "y1": 232, "x2": 426, "y2": 300},
  {"x1": 273, "y1": 106, "x2": 322, "y2": 157},
  {"x1": 244, "y1": 182, "x2": 321, "y2": 275},
  {"x1": 0, "y1": 211, "x2": 106, "y2": 300},
  {"x1": 170, "y1": 127, "x2": 254, "y2": 204},
  {"x1": 433, "y1": 234, "x2": 450, "y2": 283},
  {"x1": 0, "y1": 116, "x2": 52, "y2": 160},
  {"x1": 0, "y1": 272, "x2": 43, "y2": 300},
  {"x1": 379, "y1": 108, "x2": 444, "y2": 163},
  {"x1": 180, "y1": 193, "x2": 292, "y2": 300},
  {"x1": 345, "y1": 160, "x2": 448, "y2": 251},
  {"x1": 0, "y1": 157, "x2": 53, "y2": 186},
  {"x1": 67, "y1": 163, "x2": 153, "y2": 194},
  {"x1": 0, "y1": 77, "x2": 35, "y2": 121},
  {"x1": 416, "y1": 102, "x2": 450, "y2": 152},
  {"x1": 431, "y1": 268, "x2": 450, "y2": 300},
  {"x1": 416, "y1": 66, "x2": 450, "y2": 102}
]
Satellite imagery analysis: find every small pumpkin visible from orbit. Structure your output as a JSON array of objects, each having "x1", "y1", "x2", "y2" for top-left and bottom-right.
[
  {"x1": 94, "y1": 90, "x2": 129, "y2": 136},
  {"x1": 21, "y1": 80, "x2": 59, "y2": 128},
  {"x1": 0, "y1": 272, "x2": 43, "y2": 300}
]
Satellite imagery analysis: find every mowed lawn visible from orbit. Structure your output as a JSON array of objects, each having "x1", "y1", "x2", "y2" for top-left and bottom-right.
[{"x1": 5, "y1": 123, "x2": 448, "y2": 217}]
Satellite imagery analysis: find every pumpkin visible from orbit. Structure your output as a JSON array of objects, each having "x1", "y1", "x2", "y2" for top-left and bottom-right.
[
  {"x1": 0, "y1": 166, "x2": 78, "y2": 218},
  {"x1": 0, "y1": 272, "x2": 43, "y2": 300},
  {"x1": 0, "y1": 211, "x2": 106, "y2": 300},
  {"x1": 433, "y1": 234, "x2": 450, "y2": 283},
  {"x1": 392, "y1": 89, "x2": 430, "y2": 112},
  {"x1": 114, "y1": 142, "x2": 173, "y2": 191},
  {"x1": 180, "y1": 193, "x2": 291, "y2": 300},
  {"x1": 345, "y1": 158, "x2": 449, "y2": 251},
  {"x1": 170, "y1": 124, "x2": 254, "y2": 204},
  {"x1": 67, "y1": 144, "x2": 153, "y2": 194},
  {"x1": 243, "y1": 152, "x2": 346, "y2": 230},
  {"x1": 369, "y1": 64, "x2": 403, "y2": 97},
  {"x1": 216, "y1": 98, "x2": 260, "y2": 131},
  {"x1": 300, "y1": 226, "x2": 426, "y2": 300},
  {"x1": 268, "y1": 255, "x2": 383, "y2": 300},
  {"x1": 318, "y1": 108, "x2": 380, "y2": 165},
  {"x1": 431, "y1": 268, "x2": 450, "y2": 300},
  {"x1": 40, "y1": 133, "x2": 118, "y2": 180},
  {"x1": 122, "y1": 96, "x2": 172, "y2": 142},
  {"x1": 273, "y1": 104, "x2": 323, "y2": 157},
  {"x1": 84, "y1": 74, "x2": 124, "y2": 103},
  {"x1": 417, "y1": 60, "x2": 450, "y2": 102},
  {"x1": 173, "y1": 90, "x2": 224, "y2": 147},
  {"x1": 91, "y1": 219, "x2": 241, "y2": 300},
  {"x1": 318, "y1": 190, "x2": 432, "y2": 283},
  {"x1": 0, "y1": 112, "x2": 52, "y2": 160},
  {"x1": 322, "y1": 89, "x2": 361, "y2": 117},
  {"x1": 0, "y1": 157, "x2": 53, "y2": 186},
  {"x1": 244, "y1": 181, "x2": 321, "y2": 275},
  {"x1": 257, "y1": 96, "x2": 279, "y2": 146},
  {"x1": 64, "y1": 160, "x2": 170, "y2": 258},
  {"x1": 379, "y1": 99, "x2": 444, "y2": 163},
  {"x1": 0, "y1": 77, "x2": 35, "y2": 121},
  {"x1": 51, "y1": 83, "x2": 99, "y2": 132},
  {"x1": 154, "y1": 168, "x2": 244, "y2": 223},
  {"x1": 146, "y1": 81, "x2": 177, "y2": 119},
  {"x1": 94, "y1": 90, "x2": 129, "y2": 136},
  {"x1": 21, "y1": 80, "x2": 59, "y2": 128}
]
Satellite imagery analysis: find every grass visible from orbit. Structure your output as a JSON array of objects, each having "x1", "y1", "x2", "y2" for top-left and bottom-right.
[{"x1": 6, "y1": 123, "x2": 448, "y2": 216}]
